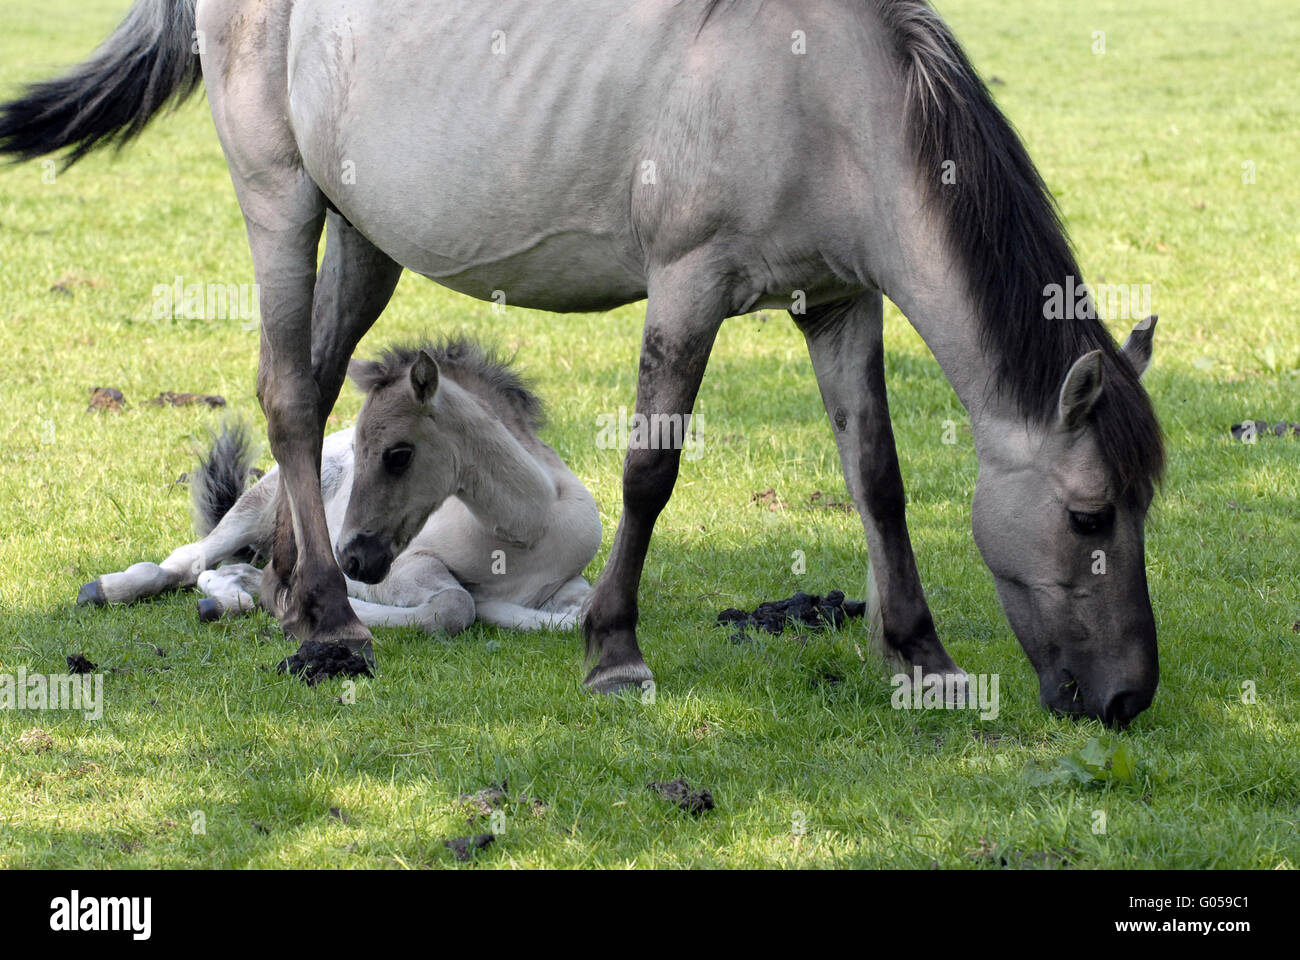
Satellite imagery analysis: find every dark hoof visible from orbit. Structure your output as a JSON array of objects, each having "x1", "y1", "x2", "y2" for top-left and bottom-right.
[
  {"x1": 77, "y1": 580, "x2": 106, "y2": 607},
  {"x1": 196, "y1": 597, "x2": 222, "y2": 623},
  {"x1": 277, "y1": 639, "x2": 375, "y2": 685}
]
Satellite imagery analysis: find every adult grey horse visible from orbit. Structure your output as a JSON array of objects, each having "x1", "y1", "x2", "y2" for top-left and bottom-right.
[{"x1": 0, "y1": 0, "x2": 1164, "y2": 723}]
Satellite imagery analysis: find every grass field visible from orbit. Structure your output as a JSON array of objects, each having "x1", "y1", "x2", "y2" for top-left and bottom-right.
[{"x1": 0, "y1": 0, "x2": 1296, "y2": 869}]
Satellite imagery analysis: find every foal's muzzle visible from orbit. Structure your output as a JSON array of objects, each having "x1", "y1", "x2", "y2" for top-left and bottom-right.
[{"x1": 336, "y1": 533, "x2": 394, "y2": 585}]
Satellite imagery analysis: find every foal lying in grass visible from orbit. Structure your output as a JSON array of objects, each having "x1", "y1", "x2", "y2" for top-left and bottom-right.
[{"x1": 79, "y1": 339, "x2": 601, "y2": 635}]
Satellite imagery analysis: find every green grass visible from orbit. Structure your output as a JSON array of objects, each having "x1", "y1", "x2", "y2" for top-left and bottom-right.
[{"x1": 0, "y1": 0, "x2": 1297, "y2": 869}]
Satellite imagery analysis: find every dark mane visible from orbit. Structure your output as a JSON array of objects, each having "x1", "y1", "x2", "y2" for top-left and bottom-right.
[
  {"x1": 874, "y1": 0, "x2": 1164, "y2": 499},
  {"x1": 352, "y1": 336, "x2": 545, "y2": 432}
]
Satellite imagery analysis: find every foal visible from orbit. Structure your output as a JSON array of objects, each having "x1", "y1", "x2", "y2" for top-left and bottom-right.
[{"x1": 79, "y1": 339, "x2": 601, "y2": 635}]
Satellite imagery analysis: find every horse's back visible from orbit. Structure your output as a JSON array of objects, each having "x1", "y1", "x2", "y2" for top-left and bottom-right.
[{"x1": 266, "y1": 0, "x2": 888, "y2": 311}]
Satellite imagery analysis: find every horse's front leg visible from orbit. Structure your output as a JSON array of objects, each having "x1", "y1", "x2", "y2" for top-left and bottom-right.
[
  {"x1": 581, "y1": 263, "x2": 726, "y2": 693},
  {"x1": 796, "y1": 293, "x2": 963, "y2": 681}
]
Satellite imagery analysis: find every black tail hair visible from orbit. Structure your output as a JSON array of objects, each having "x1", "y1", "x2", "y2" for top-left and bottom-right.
[
  {"x1": 191, "y1": 422, "x2": 258, "y2": 537},
  {"x1": 0, "y1": 0, "x2": 201, "y2": 168}
]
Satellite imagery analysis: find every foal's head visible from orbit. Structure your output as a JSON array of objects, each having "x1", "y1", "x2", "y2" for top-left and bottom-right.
[
  {"x1": 336, "y1": 349, "x2": 462, "y2": 584},
  {"x1": 971, "y1": 318, "x2": 1162, "y2": 726}
]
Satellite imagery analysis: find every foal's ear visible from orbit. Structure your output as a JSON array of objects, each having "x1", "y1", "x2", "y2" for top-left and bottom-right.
[
  {"x1": 1058, "y1": 350, "x2": 1105, "y2": 431},
  {"x1": 410, "y1": 349, "x2": 441, "y2": 407},
  {"x1": 348, "y1": 358, "x2": 384, "y2": 392},
  {"x1": 1120, "y1": 315, "x2": 1158, "y2": 378}
]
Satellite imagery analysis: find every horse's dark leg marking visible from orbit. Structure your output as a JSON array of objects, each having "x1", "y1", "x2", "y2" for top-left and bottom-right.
[
  {"x1": 263, "y1": 210, "x2": 402, "y2": 640},
  {"x1": 582, "y1": 264, "x2": 726, "y2": 693},
  {"x1": 796, "y1": 293, "x2": 961, "y2": 676}
]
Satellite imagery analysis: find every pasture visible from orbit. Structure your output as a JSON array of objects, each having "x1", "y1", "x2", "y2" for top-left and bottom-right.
[{"x1": 0, "y1": 0, "x2": 1296, "y2": 868}]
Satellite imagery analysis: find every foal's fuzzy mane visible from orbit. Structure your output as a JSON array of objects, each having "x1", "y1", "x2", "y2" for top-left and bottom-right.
[
  {"x1": 873, "y1": 0, "x2": 1165, "y2": 499},
  {"x1": 352, "y1": 337, "x2": 545, "y2": 432}
]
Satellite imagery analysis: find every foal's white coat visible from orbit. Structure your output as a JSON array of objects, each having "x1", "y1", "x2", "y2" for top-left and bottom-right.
[{"x1": 88, "y1": 418, "x2": 601, "y2": 635}]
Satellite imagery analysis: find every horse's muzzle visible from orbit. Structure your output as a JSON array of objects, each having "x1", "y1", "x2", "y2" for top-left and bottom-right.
[
  {"x1": 336, "y1": 533, "x2": 394, "y2": 585},
  {"x1": 1042, "y1": 669, "x2": 1156, "y2": 729}
]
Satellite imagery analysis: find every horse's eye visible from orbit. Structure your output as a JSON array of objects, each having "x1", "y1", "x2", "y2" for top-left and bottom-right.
[
  {"x1": 1068, "y1": 506, "x2": 1114, "y2": 536},
  {"x1": 382, "y1": 444, "x2": 414, "y2": 476}
]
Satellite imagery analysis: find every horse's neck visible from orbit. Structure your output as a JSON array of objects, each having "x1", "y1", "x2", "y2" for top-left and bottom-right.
[
  {"x1": 442, "y1": 382, "x2": 556, "y2": 547},
  {"x1": 874, "y1": 194, "x2": 1010, "y2": 443}
]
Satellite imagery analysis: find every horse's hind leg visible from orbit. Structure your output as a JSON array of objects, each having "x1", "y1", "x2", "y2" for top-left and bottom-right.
[
  {"x1": 79, "y1": 555, "x2": 195, "y2": 607},
  {"x1": 78, "y1": 477, "x2": 276, "y2": 607},
  {"x1": 309, "y1": 210, "x2": 402, "y2": 422},
  {"x1": 253, "y1": 211, "x2": 402, "y2": 670},
  {"x1": 275, "y1": 209, "x2": 399, "y2": 608},
  {"x1": 795, "y1": 292, "x2": 963, "y2": 681},
  {"x1": 200, "y1": 4, "x2": 401, "y2": 677},
  {"x1": 581, "y1": 262, "x2": 727, "y2": 693},
  {"x1": 196, "y1": 563, "x2": 263, "y2": 621}
]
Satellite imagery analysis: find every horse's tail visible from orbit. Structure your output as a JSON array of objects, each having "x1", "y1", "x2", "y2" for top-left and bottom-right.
[
  {"x1": 0, "y1": 0, "x2": 201, "y2": 168},
  {"x1": 192, "y1": 422, "x2": 259, "y2": 537}
]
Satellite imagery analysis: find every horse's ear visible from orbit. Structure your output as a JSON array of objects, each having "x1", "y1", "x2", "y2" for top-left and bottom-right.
[
  {"x1": 1120, "y1": 315, "x2": 1157, "y2": 379},
  {"x1": 410, "y1": 349, "x2": 441, "y2": 407},
  {"x1": 1058, "y1": 349, "x2": 1104, "y2": 431},
  {"x1": 348, "y1": 358, "x2": 383, "y2": 392}
]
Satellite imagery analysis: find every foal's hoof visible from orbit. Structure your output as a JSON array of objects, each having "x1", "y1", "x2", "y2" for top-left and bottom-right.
[
  {"x1": 277, "y1": 639, "x2": 375, "y2": 685},
  {"x1": 77, "y1": 580, "x2": 106, "y2": 607},
  {"x1": 583, "y1": 661, "x2": 655, "y2": 697},
  {"x1": 196, "y1": 598, "x2": 222, "y2": 623}
]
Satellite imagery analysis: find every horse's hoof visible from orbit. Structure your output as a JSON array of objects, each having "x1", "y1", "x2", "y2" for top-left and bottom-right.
[
  {"x1": 77, "y1": 580, "x2": 106, "y2": 607},
  {"x1": 591, "y1": 678, "x2": 643, "y2": 696},
  {"x1": 276, "y1": 639, "x2": 375, "y2": 685},
  {"x1": 196, "y1": 598, "x2": 222, "y2": 623},
  {"x1": 584, "y1": 661, "x2": 654, "y2": 696},
  {"x1": 352, "y1": 638, "x2": 376, "y2": 672}
]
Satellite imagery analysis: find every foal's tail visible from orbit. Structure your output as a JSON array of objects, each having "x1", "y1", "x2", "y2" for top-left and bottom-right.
[
  {"x1": 192, "y1": 423, "x2": 259, "y2": 538},
  {"x1": 0, "y1": 0, "x2": 201, "y2": 167}
]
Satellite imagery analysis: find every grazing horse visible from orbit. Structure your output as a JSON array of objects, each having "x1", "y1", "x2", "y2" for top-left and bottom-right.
[
  {"x1": 78, "y1": 340, "x2": 601, "y2": 639},
  {"x1": 0, "y1": 0, "x2": 1165, "y2": 722}
]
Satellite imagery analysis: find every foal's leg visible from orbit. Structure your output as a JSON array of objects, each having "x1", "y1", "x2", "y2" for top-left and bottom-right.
[
  {"x1": 344, "y1": 552, "x2": 475, "y2": 635},
  {"x1": 541, "y1": 576, "x2": 592, "y2": 617},
  {"x1": 582, "y1": 263, "x2": 726, "y2": 692},
  {"x1": 196, "y1": 563, "x2": 263, "y2": 621},
  {"x1": 796, "y1": 293, "x2": 963, "y2": 679},
  {"x1": 79, "y1": 476, "x2": 276, "y2": 607},
  {"x1": 477, "y1": 599, "x2": 580, "y2": 631}
]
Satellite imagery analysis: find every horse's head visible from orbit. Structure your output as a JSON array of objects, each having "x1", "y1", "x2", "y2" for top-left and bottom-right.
[
  {"x1": 336, "y1": 349, "x2": 460, "y2": 584},
  {"x1": 971, "y1": 317, "x2": 1161, "y2": 726}
]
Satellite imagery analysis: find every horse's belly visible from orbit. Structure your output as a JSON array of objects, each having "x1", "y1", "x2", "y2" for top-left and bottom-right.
[
  {"x1": 407, "y1": 238, "x2": 647, "y2": 313},
  {"x1": 286, "y1": 0, "x2": 677, "y2": 309}
]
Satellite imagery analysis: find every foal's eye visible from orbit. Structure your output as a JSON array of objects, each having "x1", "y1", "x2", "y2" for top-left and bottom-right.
[
  {"x1": 382, "y1": 444, "x2": 414, "y2": 476},
  {"x1": 1068, "y1": 506, "x2": 1114, "y2": 536}
]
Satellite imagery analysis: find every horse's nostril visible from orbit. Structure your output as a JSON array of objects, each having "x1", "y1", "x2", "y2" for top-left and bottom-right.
[
  {"x1": 343, "y1": 555, "x2": 360, "y2": 580},
  {"x1": 1102, "y1": 689, "x2": 1151, "y2": 728}
]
